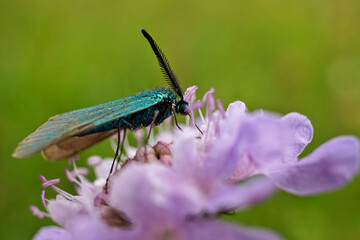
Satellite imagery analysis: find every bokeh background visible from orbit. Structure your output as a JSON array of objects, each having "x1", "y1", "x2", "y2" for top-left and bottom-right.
[{"x1": 1, "y1": 0, "x2": 359, "y2": 239}]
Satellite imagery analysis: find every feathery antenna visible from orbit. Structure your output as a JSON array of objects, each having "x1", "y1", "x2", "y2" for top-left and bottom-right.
[{"x1": 141, "y1": 29, "x2": 184, "y2": 99}]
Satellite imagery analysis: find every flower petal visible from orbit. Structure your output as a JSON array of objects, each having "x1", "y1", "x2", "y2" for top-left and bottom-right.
[
  {"x1": 224, "y1": 114, "x2": 292, "y2": 181},
  {"x1": 207, "y1": 176, "x2": 276, "y2": 212},
  {"x1": 266, "y1": 136, "x2": 360, "y2": 195},
  {"x1": 132, "y1": 220, "x2": 284, "y2": 240},
  {"x1": 172, "y1": 131, "x2": 199, "y2": 177},
  {"x1": 109, "y1": 162, "x2": 204, "y2": 224},
  {"x1": 33, "y1": 226, "x2": 71, "y2": 240},
  {"x1": 47, "y1": 196, "x2": 85, "y2": 228},
  {"x1": 70, "y1": 216, "x2": 136, "y2": 240},
  {"x1": 183, "y1": 220, "x2": 284, "y2": 240},
  {"x1": 226, "y1": 101, "x2": 246, "y2": 118},
  {"x1": 281, "y1": 112, "x2": 313, "y2": 160}
]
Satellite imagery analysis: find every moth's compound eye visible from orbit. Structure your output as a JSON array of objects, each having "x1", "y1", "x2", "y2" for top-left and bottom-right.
[{"x1": 177, "y1": 101, "x2": 189, "y2": 115}]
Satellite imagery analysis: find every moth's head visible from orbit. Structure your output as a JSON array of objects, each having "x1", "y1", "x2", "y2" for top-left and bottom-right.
[{"x1": 176, "y1": 99, "x2": 189, "y2": 115}]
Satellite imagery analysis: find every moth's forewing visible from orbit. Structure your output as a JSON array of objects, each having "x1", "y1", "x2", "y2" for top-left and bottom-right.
[{"x1": 13, "y1": 90, "x2": 167, "y2": 160}]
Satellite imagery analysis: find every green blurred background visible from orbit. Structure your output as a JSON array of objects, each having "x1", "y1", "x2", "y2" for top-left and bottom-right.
[{"x1": 1, "y1": 0, "x2": 359, "y2": 239}]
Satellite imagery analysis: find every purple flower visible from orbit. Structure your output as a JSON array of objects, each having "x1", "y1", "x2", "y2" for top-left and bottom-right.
[
  {"x1": 218, "y1": 103, "x2": 359, "y2": 195},
  {"x1": 266, "y1": 136, "x2": 359, "y2": 195},
  {"x1": 31, "y1": 86, "x2": 359, "y2": 240},
  {"x1": 170, "y1": 88, "x2": 358, "y2": 198}
]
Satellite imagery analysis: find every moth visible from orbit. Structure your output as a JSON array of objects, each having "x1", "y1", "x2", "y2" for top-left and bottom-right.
[{"x1": 13, "y1": 29, "x2": 191, "y2": 161}]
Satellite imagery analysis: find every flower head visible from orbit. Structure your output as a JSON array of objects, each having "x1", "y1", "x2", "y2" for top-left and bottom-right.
[{"x1": 31, "y1": 86, "x2": 359, "y2": 240}]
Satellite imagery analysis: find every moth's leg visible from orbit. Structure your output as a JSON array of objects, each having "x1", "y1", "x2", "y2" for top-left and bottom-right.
[
  {"x1": 172, "y1": 105, "x2": 182, "y2": 131},
  {"x1": 145, "y1": 110, "x2": 159, "y2": 145},
  {"x1": 112, "y1": 119, "x2": 134, "y2": 170},
  {"x1": 138, "y1": 110, "x2": 159, "y2": 163},
  {"x1": 195, "y1": 124, "x2": 203, "y2": 135},
  {"x1": 115, "y1": 128, "x2": 127, "y2": 171},
  {"x1": 189, "y1": 115, "x2": 203, "y2": 135},
  {"x1": 105, "y1": 120, "x2": 125, "y2": 192},
  {"x1": 114, "y1": 119, "x2": 134, "y2": 170}
]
